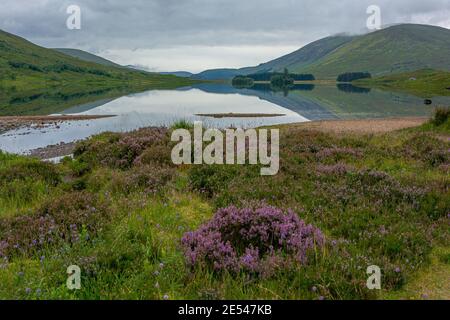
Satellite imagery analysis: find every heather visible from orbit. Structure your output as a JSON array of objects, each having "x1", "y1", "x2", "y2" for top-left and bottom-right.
[
  {"x1": 0, "y1": 119, "x2": 449, "y2": 300},
  {"x1": 182, "y1": 205, "x2": 324, "y2": 276}
]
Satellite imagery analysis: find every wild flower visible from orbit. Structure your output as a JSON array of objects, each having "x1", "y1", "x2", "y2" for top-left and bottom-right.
[
  {"x1": 74, "y1": 128, "x2": 170, "y2": 169},
  {"x1": 315, "y1": 147, "x2": 363, "y2": 161},
  {"x1": 182, "y1": 205, "x2": 324, "y2": 276},
  {"x1": 0, "y1": 192, "x2": 109, "y2": 259},
  {"x1": 316, "y1": 163, "x2": 352, "y2": 176}
]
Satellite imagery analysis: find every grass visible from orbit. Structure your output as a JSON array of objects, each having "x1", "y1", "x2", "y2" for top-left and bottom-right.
[
  {"x1": 0, "y1": 114, "x2": 448, "y2": 300},
  {"x1": 382, "y1": 247, "x2": 450, "y2": 300},
  {"x1": 355, "y1": 69, "x2": 450, "y2": 98}
]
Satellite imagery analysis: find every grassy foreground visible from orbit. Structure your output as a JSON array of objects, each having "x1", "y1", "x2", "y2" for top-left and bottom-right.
[{"x1": 0, "y1": 114, "x2": 449, "y2": 300}]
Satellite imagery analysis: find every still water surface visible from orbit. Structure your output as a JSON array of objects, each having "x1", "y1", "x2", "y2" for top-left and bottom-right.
[{"x1": 1, "y1": 83, "x2": 446, "y2": 154}]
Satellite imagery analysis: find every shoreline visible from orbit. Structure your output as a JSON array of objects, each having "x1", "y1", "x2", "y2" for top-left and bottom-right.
[
  {"x1": 196, "y1": 113, "x2": 286, "y2": 118},
  {"x1": 0, "y1": 114, "x2": 116, "y2": 133},
  {"x1": 284, "y1": 117, "x2": 429, "y2": 134},
  {"x1": 12, "y1": 116, "x2": 431, "y2": 160}
]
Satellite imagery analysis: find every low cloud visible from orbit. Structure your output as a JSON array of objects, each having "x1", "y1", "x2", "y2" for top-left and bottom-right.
[{"x1": 1, "y1": 0, "x2": 449, "y2": 72}]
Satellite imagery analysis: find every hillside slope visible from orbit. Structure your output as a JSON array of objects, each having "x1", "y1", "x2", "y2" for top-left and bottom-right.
[
  {"x1": 355, "y1": 69, "x2": 450, "y2": 97},
  {"x1": 193, "y1": 24, "x2": 450, "y2": 80},
  {"x1": 192, "y1": 35, "x2": 354, "y2": 80},
  {"x1": 302, "y1": 24, "x2": 450, "y2": 78},
  {"x1": 0, "y1": 29, "x2": 196, "y2": 115},
  {"x1": 53, "y1": 48, "x2": 121, "y2": 67},
  {"x1": 240, "y1": 35, "x2": 355, "y2": 75},
  {"x1": 0, "y1": 29, "x2": 193, "y2": 91}
]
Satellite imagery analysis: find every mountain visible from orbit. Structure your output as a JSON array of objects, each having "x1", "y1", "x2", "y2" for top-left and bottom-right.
[
  {"x1": 239, "y1": 35, "x2": 355, "y2": 75},
  {"x1": 126, "y1": 65, "x2": 192, "y2": 77},
  {"x1": 301, "y1": 24, "x2": 450, "y2": 78},
  {"x1": 0, "y1": 29, "x2": 196, "y2": 115},
  {"x1": 53, "y1": 48, "x2": 122, "y2": 67},
  {"x1": 192, "y1": 68, "x2": 244, "y2": 80},
  {"x1": 158, "y1": 71, "x2": 193, "y2": 78},
  {"x1": 0, "y1": 29, "x2": 194, "y2": 92},
  {"x1": 193, "y1": 24, "x2": 450, "y2": 80}
]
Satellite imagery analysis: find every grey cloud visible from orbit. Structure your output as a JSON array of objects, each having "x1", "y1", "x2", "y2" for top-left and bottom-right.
[{"x1": 1, "y1": 0, "x2": 449, "y2": 72}]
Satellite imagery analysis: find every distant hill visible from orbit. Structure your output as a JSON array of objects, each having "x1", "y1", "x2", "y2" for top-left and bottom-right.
[
  {"x1": 0, "y1": 29, "x2": 193, "y2": 91},
  {"x1": 126, "y1": 65, "x2": 192, "y2": 77},
  {"x1": 193, "y1": 24, "x2": 450, "y2": 80},
  {"x1": 53, "y1": 48, "x2": 122, "y2": 67},
  {"x1": 0, "y1": 29, "x2": 196, "y2": 115},
  {"x1": 301, "y1": 24, "x2": 450, "y2": 78},
  {"x1": 158, "y1": 71, "x2": 193, "y2": 78},
  {"x1": 192, "y1": 68, "x2": 243, "y2": 80}
]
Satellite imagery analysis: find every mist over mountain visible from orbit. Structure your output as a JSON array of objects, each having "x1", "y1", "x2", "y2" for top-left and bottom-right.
[{"x1": 193, "y1": 24, "x2": 450, "y2": 80}]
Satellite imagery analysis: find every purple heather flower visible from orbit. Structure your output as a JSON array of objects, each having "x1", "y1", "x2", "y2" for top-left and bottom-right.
[
  {"x1": 181, "y1": 205, "x2": 324, "y2": 276},
  {"x1": 394, "y1": 267, "x2": 401, "y2": 273},
  {"x1": 25, "y1": 288, "x2": 31, "y2": 294}
]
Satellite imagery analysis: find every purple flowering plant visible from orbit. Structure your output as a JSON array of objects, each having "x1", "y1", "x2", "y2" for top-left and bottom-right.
[{"x1": 182, "y1": 205, "x2": 325, "y2": 276}]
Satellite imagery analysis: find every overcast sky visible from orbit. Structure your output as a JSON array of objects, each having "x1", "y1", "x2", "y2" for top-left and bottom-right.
[{"x1": 1, "y1": 0, "x2": 449, "y2": 73}]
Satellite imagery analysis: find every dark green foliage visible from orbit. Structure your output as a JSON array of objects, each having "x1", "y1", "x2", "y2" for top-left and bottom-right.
[
  {"x1": 432, "y1": 107, "x2": 450, "y2": 126},
  {"x1": 337, "y1": 72, "x2": 372, "y2": 82},
  {"x1": 231, "y1": 76, "x2": 254, "y2": 87},
  {"x1": 245, "y1": 72, "x2": 315, "y2": 81}
]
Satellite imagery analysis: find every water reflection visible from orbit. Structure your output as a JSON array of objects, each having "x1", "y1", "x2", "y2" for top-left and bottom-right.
[
  {"x1": 336, "y1": 83, "x2": 371, "y2": 94},
  {"x1": 1, "y1": 82, "x2": 448, "y2": 155}
]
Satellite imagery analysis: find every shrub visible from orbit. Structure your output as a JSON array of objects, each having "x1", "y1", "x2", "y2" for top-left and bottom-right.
[
  {"x1": 315, "y1": 147, "x2": 363, "y2": 162},
  {"x1": 188, "y1": 165, "x2": 244, "y2": 198},
  {"x1": 401, "y1": 134, "x2": 449, "y2": 167},
  {"x1": 431, "y1": 107, "x2": 450, "y2": 126},
  {"x1": 0, "y1": 160, "x2": 60, "y2": 186},
  {"x1": 182, "y1": 205, "x2": 325, "y2": 276},
  {"x1": 0, "y1": 192, "x2": 110, "y2": 260},
  {"x1": 110, "y1": 165, "x2": 175, "y2": 195},
  {"x1": 74, "y1": 128, "x2": 169, "y2": 169}
]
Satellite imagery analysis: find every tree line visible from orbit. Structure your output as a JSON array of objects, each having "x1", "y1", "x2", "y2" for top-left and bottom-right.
[
  {"x1": 8, "y1": 61, "x2": 112, "y2": 77},
  {"x1": 336, "y1": 72, "x2": 372, "y2": 82}
]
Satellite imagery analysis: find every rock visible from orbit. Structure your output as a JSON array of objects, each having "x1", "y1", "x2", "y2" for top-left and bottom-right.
[{"x1": 424, "y1": 99, "x2": 433, "y2": 105}]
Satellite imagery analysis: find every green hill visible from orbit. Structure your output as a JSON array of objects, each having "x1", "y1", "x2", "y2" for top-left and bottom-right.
[
  {"x1": 302, "y1": 24, "x2": 450, "y2": 78},
  {"x1": 240, "y1": 35, "x2": 355, "y2": 75},
  {"x1": 193, "y1": 24, "x2": 450, "y2": 80},
  {"x1": 0, "y1": 29, "x2": 196, "y2": 115},
  {"x1": 355, "y1": 69, "x2": 450, "y2": 97},
  {"x1": 192, "y1": 35, "x2": 354, "y2": 80},
  {"x1": 53, "y1": 48, "x2": 122, "y2": 67},
  {"x1": 0, "y1": 29, "x2": 194, "y2": 92}
]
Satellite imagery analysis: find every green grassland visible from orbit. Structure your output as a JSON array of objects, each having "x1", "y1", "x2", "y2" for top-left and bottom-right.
[
  {"x1": 294, "y1": 24, "x2": 450, "y2": 79},
  {"x1": 355, "y1": 69, "x2": 450, "y2": 98},
  {"x1": 0, "y1": 30, "x2": 197, "y2": 115},
  {"x1": 0, "y1": 111, "x2": 448, "y2": 300}
]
